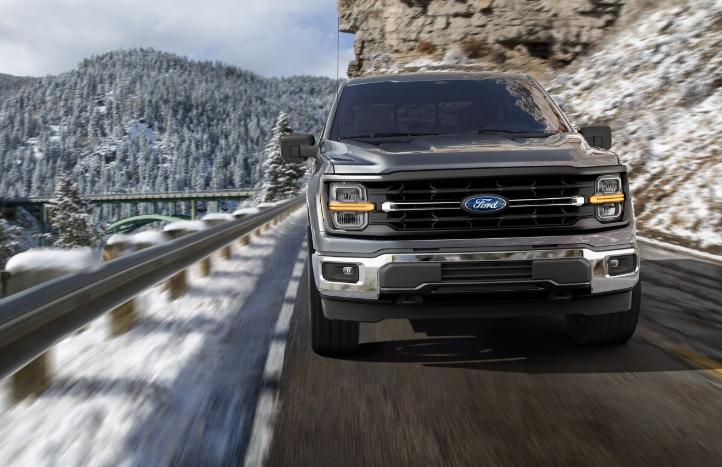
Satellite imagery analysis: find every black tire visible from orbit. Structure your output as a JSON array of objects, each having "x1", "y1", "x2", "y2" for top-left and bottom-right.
[
  {"x1": 307, "y1": 229, "x2": 359, "y2": 355},
  {"x1": 565, "y1": 280, "x2": 642, "y2": 345}
]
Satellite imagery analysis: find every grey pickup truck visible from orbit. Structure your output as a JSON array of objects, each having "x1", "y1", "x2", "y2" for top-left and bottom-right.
[{"x1": 281, "y1": 72, "x2": 640, "y2": 355}]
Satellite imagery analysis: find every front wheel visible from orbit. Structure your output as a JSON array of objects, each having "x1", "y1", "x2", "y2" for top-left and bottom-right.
[
  {"x1": 565, "y1": 280, "x2": 641, "y2": 345},
  {"x1": 307, "y1": 229, "x2": 359, "y2": 355}
]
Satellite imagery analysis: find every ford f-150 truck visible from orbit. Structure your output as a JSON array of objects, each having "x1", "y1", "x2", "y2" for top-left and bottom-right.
[{"x1": 281, "y1": 72, "x2": 640, "y2": 355}]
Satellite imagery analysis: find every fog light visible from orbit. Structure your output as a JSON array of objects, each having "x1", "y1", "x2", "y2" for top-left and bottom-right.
[
  {"x1": 607, "y1": 254, "x2": 637, "y2": 276},
  {"x1": 322, "y1": 262, "x2": 359, "y2": 283},
  {"x1": 332, "y1": 212, "x2": 366, "y2": 228},
  {"x1": 597, "y1": 203, "x2": 622, "y2": 220}
]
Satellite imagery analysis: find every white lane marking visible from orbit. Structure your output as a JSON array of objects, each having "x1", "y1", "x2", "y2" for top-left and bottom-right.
[
  {"x1": 262, "y1": 340, "x2": 287, "y2": 382},
  {"x1": 243, "y1": 244, "x2": 306, "y2": 467},
  {"x1": 274, "y1": 259, "x2": 305, "y2": 335}
]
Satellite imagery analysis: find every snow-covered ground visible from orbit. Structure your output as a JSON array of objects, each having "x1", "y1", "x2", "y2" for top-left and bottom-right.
[
  {"x1": 548, "y1": 0, "x2": 722, "y2": 252},
  {"x1": 0, "y1": 210, "x2": 306, "y2": 466}
]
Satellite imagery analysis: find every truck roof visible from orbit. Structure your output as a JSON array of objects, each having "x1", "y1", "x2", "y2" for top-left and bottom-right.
[{"x1": 347, "y1": 71, "x2": 531, "y2": 85}]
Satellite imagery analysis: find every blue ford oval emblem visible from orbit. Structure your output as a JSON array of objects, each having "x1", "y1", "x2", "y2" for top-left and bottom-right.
[{"x1": 461, "y1": 194, "x2": 509, "y2": 214}]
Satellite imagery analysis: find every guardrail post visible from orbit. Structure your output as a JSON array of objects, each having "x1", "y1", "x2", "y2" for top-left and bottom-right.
[
  {"x1": 104, "y1": 239, "x2": 137, "y2": 336},
  {"x1": 1, "y1": 270, "x2": 10, "y2": 298},
  {"x1": 200, "y1": 257, "x2": 211, "y2": 277},
  {"x1": 169, "y1": 270, "x2": 188, "y2": 300},
  {"x1": 162, "y1": 228, "x2": 191, "y2": 300},
  {"x1": 239, "y1": 234, "x2": 250, "y2": 246},
  {"x1": 4, "y1": 250, "x2": 93, "y2": 402},
  {"x1": 220, "y1": 245, "x2": 232, "y2": 260}
]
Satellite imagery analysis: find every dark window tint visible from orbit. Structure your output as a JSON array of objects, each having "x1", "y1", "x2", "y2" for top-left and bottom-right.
[{"x1": 331, "y1": 78, "x2": 569, "y2": 139}]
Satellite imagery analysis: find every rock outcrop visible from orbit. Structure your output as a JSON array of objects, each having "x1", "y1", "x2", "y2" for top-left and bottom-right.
[{"x1": 339, "y1": 0, "x2": 655, "y2": 76}]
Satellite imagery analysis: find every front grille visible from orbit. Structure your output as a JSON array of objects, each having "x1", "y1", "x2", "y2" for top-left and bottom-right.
[
  {"x1": 366, "y1": 175, "x2": 598, "y2": 232},
  {"x1": 441, "y1": 261, "x2": 533, "y2": 282}
]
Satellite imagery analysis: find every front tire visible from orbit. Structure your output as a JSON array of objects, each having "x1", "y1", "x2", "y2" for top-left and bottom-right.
[
  {"x1": 565, "y1": 280, "x2": 641, "y2": 345},
  {"x1": 307, "y1": 229, "x2": 359, "y2": 355}
]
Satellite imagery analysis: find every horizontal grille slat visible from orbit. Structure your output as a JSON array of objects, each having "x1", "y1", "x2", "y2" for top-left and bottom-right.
[
  {"x1": 368, "y1": 184, "x2": 592, "y2": 195},
  {"x1": 381, "y1": 213, "x2": 587, "y2": 223},
  {"x1": 441, "y1": 261, "x2": 533, "y2": 282}
]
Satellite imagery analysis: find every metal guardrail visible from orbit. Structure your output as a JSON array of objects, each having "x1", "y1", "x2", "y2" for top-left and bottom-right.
[
  {"x1": 0, "y1": 197, "x2": 305, "y2": 382},
  {"x1": 2, "y1": 189, "x2": 260, "y2": 204}
]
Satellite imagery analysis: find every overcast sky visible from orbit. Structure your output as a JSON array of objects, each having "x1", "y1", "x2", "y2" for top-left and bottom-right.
[{"x1": 0, "y1": 0, "x2": 355, "y2": 78}]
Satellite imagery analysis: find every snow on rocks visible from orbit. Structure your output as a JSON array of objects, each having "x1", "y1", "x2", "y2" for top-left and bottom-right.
[
  {"x1": 106, "y1": 234, "x2": 133, "y2": 246},
  {"x1": 548, "y1": 0, "x2": 722, "y2": 251},
  {"x1": 201, "y1": 213, "x2": 235, "y2": 222},
  {"x1": 162, "y1": 221, "x2": 207, "y2": 233},
  {"x1": 131, "y1": 231, "x2": 171, "y2": 247},
  {"x1": 5, "y1": 248, "x2": 95, "y2": 275},
  {"x1": 232, "y1": 207, "x2": 261, "y2": 217}
]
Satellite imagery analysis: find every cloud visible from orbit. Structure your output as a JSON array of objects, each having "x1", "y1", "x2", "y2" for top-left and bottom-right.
[{"x1": 0, "y1": 0, "x2": 355, "y2": 78}]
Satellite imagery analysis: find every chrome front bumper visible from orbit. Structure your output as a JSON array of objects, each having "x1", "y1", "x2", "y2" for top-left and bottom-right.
[{"x1": 313, "y1": 246, "x2": 640, "y2": 300}]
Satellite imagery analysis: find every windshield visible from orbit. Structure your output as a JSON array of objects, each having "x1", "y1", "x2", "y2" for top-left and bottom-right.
[{"x1": 331, "y1": 78, "x2": 569, "y2": 140}]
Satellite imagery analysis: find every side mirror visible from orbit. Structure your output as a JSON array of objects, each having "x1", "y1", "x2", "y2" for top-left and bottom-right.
[
  {"x1": 281, "y1": 134, "x2": 317, "y2": 162},
  {"x1": 578, "y1": 126, "x2": 612, "y2": 150}
]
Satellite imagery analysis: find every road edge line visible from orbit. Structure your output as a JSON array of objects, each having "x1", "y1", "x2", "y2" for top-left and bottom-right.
[
  {"x1": 243, "y1": 244, "x2": 306, "y2": 467},
  {"x1": 637, "y1": 326, "x2": 722, "y2": 383},
  {"x1": 637, "y1": 236, "x2": 722, "y2": 265}
]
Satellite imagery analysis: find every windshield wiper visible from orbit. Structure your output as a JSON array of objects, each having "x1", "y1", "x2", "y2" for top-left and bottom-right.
[
  {"x1": 342, "y1": 132, "x2": 431, "y2": 139},
  {"x1": 475, "y1": 130, "x2": 557, "y2": 138}
]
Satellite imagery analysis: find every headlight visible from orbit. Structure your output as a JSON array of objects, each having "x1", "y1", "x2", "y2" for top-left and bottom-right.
[
  {"x1": 597, "y1": 176, "x2": 621, "y2": 194},
  {"x1": 328, "y1": 182, "x2": 374, "y2": 230},
  {"x1": 591, "y1": 175, "x2": 624, "y2": 221}
]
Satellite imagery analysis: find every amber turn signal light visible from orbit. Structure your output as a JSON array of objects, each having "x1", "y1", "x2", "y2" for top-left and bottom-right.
[
  {"x1": 328, "y1": 202, "x2": 376, "y2": 212},
  {"x1": 589, "y1": 193, "x2": 625, "y2": 205}
]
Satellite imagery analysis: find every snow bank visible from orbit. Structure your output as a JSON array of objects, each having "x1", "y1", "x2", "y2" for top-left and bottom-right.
[
  {"x1": 162, "y1": 221, "x2": 207, "y2": 232},
  {"x1": 132, "y1": 231, "x2": 170, "y2": 246},
  {"x1": 232, "y1": 207, "x2": 261, "y2": 217},
  {"x1": 202, "y1": 213, "x2": 235, "y2": 222},
  {"x1": 6, "y1": 248, "x2": 95, "y2": 274},
  {"x1": 549, "y1": 0, "x2": 722, "y2": 251},
  {"x1": 256, "y1": 202, "x2": 278, "y2": 209},
  {"x1": 106, "y1": 233, "x2": 133, "y2": 246}
]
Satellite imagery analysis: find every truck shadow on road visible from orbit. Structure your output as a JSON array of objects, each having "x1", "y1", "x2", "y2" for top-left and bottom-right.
[
  {"x1": 333, "y1": 257, "x2": 722, "y2": 374},
  {"x1": 339, "y1": 316, "x2": 710, "y2": 375}
]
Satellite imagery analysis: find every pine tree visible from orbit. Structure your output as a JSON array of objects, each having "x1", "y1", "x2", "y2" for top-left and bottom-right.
[
  {"x1": 45, "y1": 172, "x2": 103, "y2": 248},
  {"x1": 261, "y1": 112, "x2": 305, "y2": 202},
  {"x1": 0, "y1": 218, "x2": 23, "y2": 265}
]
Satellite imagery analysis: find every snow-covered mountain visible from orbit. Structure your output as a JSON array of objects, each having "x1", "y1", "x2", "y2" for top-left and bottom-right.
[
  {"x1": 548, "y1": 0, "x2": 722, "y2": 253},
  {"x1": 0, "y1": 49, "x2": 337, "y2": 198}
]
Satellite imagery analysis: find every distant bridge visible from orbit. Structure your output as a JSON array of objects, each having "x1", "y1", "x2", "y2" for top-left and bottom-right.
[{"x1": 1, "y1": 189, "x2": 258, "y2": 234}]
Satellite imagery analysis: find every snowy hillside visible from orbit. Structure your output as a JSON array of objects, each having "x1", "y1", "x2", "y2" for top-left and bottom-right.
[
  {"x1": 0, "y1": 49, "x2": 337, "y2": 198},
  {"x1": 548, "y1": 1, "x2": 722, "y2": 252}
]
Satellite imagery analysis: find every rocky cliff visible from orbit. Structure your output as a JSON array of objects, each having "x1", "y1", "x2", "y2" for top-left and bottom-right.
[{"x1": 339, "y1": 0, "x2": 659, "y2": 77}]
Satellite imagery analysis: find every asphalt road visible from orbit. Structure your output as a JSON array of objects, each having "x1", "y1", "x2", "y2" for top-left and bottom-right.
[{"x1": 265, "y1": 242, "x2": 722, "y2": 467}]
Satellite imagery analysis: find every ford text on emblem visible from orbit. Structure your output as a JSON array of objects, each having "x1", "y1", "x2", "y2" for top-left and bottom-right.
[{"x1": 461, "y1": 194, "x2": 509, "y2": 214}]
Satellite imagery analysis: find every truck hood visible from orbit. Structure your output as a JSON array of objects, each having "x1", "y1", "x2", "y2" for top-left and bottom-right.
[{"x1": 322, "y1": 133, "x2": 620, "y2": 174}]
